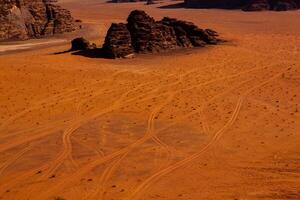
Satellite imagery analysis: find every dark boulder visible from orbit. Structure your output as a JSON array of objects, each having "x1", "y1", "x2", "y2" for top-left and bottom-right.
[
  {"x1": 204, "y1": 29, "x2": 219, "y2": 37},
  {"x1": 71, "y1": 37, "x2": 96, "y2": 51}
]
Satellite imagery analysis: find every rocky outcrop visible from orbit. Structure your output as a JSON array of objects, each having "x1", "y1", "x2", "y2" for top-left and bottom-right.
[
  {"x1": 243, "y1": 0, "x2": 271, "y2": 10},
  {"x1": 271, "y1": 0, "x2": 299, "y2": 10},
  {"x1": 101, "y1": 10, "x2": 220, "y2": 58},
  {"x1": 184, "y1": 0, "x2": 300, "y2": 10},
  {"x1": 0, "y1": 0, "x2": 77, "y2": 41},
  {"x1": 102, "y1": 23, "x2": 134, "y2": 58},
  {"x1": 126, "y1": 10, "x2": 179, "y2": 53},
  {"x1": 185, "y1": 0, "x2": 248, "y2": 9},
  {"x1": 161, "y1": 17, "x2": 218, "y2": 46},
  {"x1": 243, "y1": 0, "x2": 299, "y2": 10}
]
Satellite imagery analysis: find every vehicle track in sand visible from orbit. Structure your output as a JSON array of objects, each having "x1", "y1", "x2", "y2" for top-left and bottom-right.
[
  {"x1": 0, "y1": 60, "x2": 261, "y2": 153},
  {"x1": 75, "y1": 70, "x2": 198, "y2": 200},
  {"x1": 0, "y1": 69, "x2": 138, "y2": 156},
  {"x1": 82, "y1": 67, "x2": 227, "y2": 200},
  {"x1": 0, "y1": 68, "x2": 133, "y2": 137},
  {"x1": 0, "y1": 64, "x2": 281, "y2": 198},
  {"x1": 0, "y1": 66, "x2": 158, "y2": 151},
  {"x1": 123, "y1": 67, "x2": 291, "y2": 200},
  {"x1": 85, "y1": 73, "x2": 253, "y2": 198},
  {"x1": 29, "y1": 65, "x2": 271, "y2": 200},
  {"x1": 0, "y1": 76, "x2": 178, "y2": 195},
  {"x1": 41, "y1": 69, "x2": 185, "y2": 179},
  {"x1": 0, "y1": 62, "x2": 266, "y2": 198},
  {"x1": 0, "y1": 144, "x2": 32, "y2": 177}
]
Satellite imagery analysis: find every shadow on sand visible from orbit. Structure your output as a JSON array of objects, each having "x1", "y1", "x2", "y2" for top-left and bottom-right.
[
  {"x1": 53, "y1": 48, "x2": 112, "y2": 59},
  {"x1": 158, "y1": 2, "x2": 186, "y2": 9}
]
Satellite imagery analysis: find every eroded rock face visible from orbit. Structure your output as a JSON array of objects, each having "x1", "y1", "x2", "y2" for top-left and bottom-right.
[
  {"x1": 243, "y1": 0, "x2": 271, "y2": 10},
  {"x1": 161, "y1": 17, "x2": 218, "y2": 46},
  {"x1": 102, "y1": 23, "x2": 134, "y2": 58},
  {"x1": 271, "y1": 0, "x2": 299, "y2": 11},
  {"x1": 0, "y1": 0, "x2": 77, "y2": 41},
  {"x1": 184, "y1": 0, "x2": 300, "y2": 10},
  {"x1": 102, "y1": 10, "x2": 220, "y2": 58},
  {"x1": 185, "y1": 0, "x2": 249, "y2": 9},
  {"x1": 127, "y1": 10, "x2": 178, "y2": 53}
]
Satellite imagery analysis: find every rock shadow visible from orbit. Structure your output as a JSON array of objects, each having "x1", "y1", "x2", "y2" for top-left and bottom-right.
[
  {"x1": 71, "y1": 48, "x2": 112, "y2": 59},
  {"x1": 158, "y1": 2, "x2": 186, "y2": 9},
  {"x1": 53, "y1": 48, "x2": 111, "y2": 59}
]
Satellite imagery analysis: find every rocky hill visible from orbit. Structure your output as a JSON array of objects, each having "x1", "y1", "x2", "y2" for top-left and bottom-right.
[
  {"x1": 0, "y1": 0, "x2": 77, "y2": 41},
  {"x1": 184, "y1": 0, "x2": 300, "y2": 11}
]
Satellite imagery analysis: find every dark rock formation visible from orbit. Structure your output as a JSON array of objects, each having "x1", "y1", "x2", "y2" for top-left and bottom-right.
[
  {"x1": 243, "y1": 0, "x2": 271, "y2": 10},
  {"x1": 185, "y1": 0, "x2": 249, "y2": 9},
  {"x1": 102, "y1": 23, "x2": 134, "y2": 58},
  {"x1": 184, "y1": 0, "x2": 300, "y2": 10},
  {"x1": 101, "y1": 10, "x2": 220, "y2": 58},
  {"x1": 271, "y1": 0, "x2": 299, "y2": 11},
  {"x1": 0, "y1": 0, "x2": 77, "y2": 41},
  {"x1": 71, "y1": 37, "x2": 96, "y2": 51},
  {"x1": 161, "y1": 17, "x2": 218, "y2": 46},
  {"x1": 127, "y1": 10, "x2": 179, "y2": 53}
]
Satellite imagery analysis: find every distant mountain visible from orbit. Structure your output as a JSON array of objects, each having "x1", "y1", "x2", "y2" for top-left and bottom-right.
[
  {"x1": 0, "y1": 0, "x2": 77, "y2": 41},
  {"x1": 184, "y1": 0, "x2": 300, "y2": 11}
]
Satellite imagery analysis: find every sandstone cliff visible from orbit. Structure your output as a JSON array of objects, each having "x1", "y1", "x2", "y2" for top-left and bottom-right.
[{"x1": 0, "y1": 0, "x2": 77, "y2": 41}]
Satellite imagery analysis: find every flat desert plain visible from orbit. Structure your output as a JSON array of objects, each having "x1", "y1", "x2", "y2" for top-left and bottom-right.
[{"x1": 0, "y1": 1, "x2": 300, "y2": 199}]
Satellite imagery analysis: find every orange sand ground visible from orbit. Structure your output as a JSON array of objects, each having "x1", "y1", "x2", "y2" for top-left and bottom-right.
[{"x1": 0, "y1": 1, "x2": 299, "y2": 199}]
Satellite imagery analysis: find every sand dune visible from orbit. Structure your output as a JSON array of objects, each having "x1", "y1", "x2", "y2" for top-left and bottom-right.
[{"x1": 0, "y1": 0, "x2": 299, "y2": 200}]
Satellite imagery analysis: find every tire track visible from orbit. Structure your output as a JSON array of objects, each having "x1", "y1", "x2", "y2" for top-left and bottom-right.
[
  {"x1": 0, "y1": 73, "x2": 179, "y2": 195},
  {"x1": 90, "y1": 68, "x2": 203, "y2": 200},
  {"x1": 1, "y1": 66, "x2": 273, "y2": 198},
  {"x1": 42, "y1": 68, "x2": 196, "y2": 179},
  {"x1": 28, "y1": 66, "x2": 270, "y2": 200},
  {"x1": 123, "y1": 68, "x2": 291, "y2": 200},
  {"x1": 0, "y1": 144, "x2": 32, "y2": 177},
  {"x1": 0, "y1": 69, "x2": 132, "y2": 137},
  {"x1": 124, "y1": 96, "x2": 244, "y2": 200},
  {"x1": 94, "y1": 92, "x2": 177, "y2": 200}
]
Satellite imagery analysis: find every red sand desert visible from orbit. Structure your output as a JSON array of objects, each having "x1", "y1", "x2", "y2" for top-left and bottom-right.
[{"x1": 0, "y1": 0, "x2": 299, "y2": 199}]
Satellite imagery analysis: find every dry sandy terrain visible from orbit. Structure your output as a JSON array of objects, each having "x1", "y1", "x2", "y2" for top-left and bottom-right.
[
  {"x1": 0, "y1": 40, "x2": 67, "y2": 54},
  {"x1": 0, "y1": 0, "x2": 299, "y2": 199}
]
